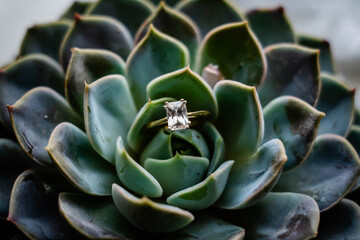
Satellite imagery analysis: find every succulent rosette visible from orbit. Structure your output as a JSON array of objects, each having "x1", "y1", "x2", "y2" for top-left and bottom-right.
[{"x1": 1, "y1": 0, "x2": 360, "y2": 239}]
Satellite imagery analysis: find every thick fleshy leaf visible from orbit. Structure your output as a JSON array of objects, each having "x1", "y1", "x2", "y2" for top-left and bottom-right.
[
  {"x1": 246, "y1": 7, "x2": 295, "y2": 47},
  {"x1": 263, "y1": 96, "x2": 324, "y2": 171},
  {"x1": 46, "y1": 122, "x2": 120, "y2": 196},
  {"x1": 139, "y1": 129, "x2": 173, "y2": 164},
  {"x1": 66, "y1": 48, "x2": 126, "y2": 114},
  {"x1": 60, "y1": 15, "x2": 133, "y2": 70},
  {"x1": 275, "y1": 134, "x2": 360, "y2": 211},
  {"x1": 60, "y1": 1, "x2": 91, "y2": 20},
  {"x1": 0, "y1": 54, "x2": 64, "y2": 129},
  {"x1": 86, "y1": 0, "x2": 154, "y2": 36},
  {"x1": 219, "y1": 192, "x2": 320, "y2": 240},
  {"x1": 126, "y1": 26, "x2": 189, "y2": 108},
  {"x1": 258, "y1": 44, "x2": 320, "y2": 106},
  {"x1": 166, "y1": 160, "x2": 233, "y2": 210},
  {"x1": 9, "y1": 87, "x2": 82, "y2": 167},
  {"x1": 135, "y1": 2, "x2": 200, "y2": 65},
  {"x1": 112, "y1": 183, "x2": 194, "y2": 232},
  {"x1": 217, "y1": 139, "x2": 286, "y2": 210},
  {"x1": 8, "y1": 169, "x2": 79, "y2": 239},
  {"x1": 347, "y1": 125, "x2": 360, "y2": 191},
  {"x1": 172, "y1": 129, "x2": 209, "y2": 158},
  {"x1": 127, "y1": 97, "x2": 175, "y2": 152},
  {"x1": 19, "y1": 21, "x2": 71, "y2": 61},
  {"x1": 196, "y1": 22, "x2": 266, "y2": 87},
  {"x1": 0, "y1": 139, "x2": 36, "y2": 218},
  {"x1": 214, "y1": 80, "x2": 263, "y2": 159},
  {"x1": 316, "y1": 73, "x2": 355, "y2": 136},
  {"x1": 169, "y1": 213, "x2": 245, "y2": 240},
  {"x1": 144, "y1": 153, "x2": 209, "y2": 196},
  {"x1": 298, "y1": 34, "x2": 335, "y2": 73},
  {"x1": 84, "y1": 75, "x2": 136, "y2": 163},
  {"x1": 316, "y1": 199, "x2": 360, "y2": 239},
  {"x1": 115, "y1": 137, "x2": 163, "y2": 197},
  {"x1": 147, "y1": 67, "x2": 218, "y2": 119},
  {"x1": 59, "y1": 193, "x2": 139, "y2": 239},
  {"x1": 176, "y1": 0, "x2": 243, "y2": 37}
]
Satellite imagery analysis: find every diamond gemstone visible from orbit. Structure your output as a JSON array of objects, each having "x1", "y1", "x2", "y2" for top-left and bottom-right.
[{"x1": 164, "y1": 100, "x2": 189, "y2": 131}]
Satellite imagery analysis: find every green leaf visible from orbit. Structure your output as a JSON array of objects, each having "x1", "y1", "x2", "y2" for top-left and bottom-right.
[
  {"x1": 9, "y1": 87, "x2": 82, "y2": 167},
  {"x1": 139, "y1": 129, "x2": 173, "y2": 164},
  {"x1": 135, "y1": 2, "x2": 200, "y2": 66},
  {"x1": 176, "y1": 0, "x2": 243, "y2": 38},
  {"x1": 275, "y1": 134, "x2": 360, "y2": 211},
  {"x1": 258, "y1": 44, "x2": 320, "y2": 106},
  {"x1": 126, "y1": 26, "x2": 189, "y2": 109},
  {"x1": 218, "y1": 192, "x2": 320, "y2": 240},
  {"x1": 298, "y1": 34, "x2": 335, "y2": 73},
  {"x1": 86, "y1": 0, "x2": 154, "y2": 36},
  {"x1": 172, "y1": 129, "x2": 210, "y2": 159},
  {"x1": 217, "y1": 139, "x2": 286, "y2": 210},
  {"x1": 166, "y1": 160, "x2": 233, "y2": 210},
  {"x1": 60, "y1": 15, "x2": 133, "y2": 70},
  {"x1": 19, "y1": 21, "x2": 71, "y2": 61},
  {"x1": 84, "y1": 75, "x2": 136, "y2": 164},
  {"x1": 59, "y1": 193, "x2": 140, "y2": 239},
  {"x1": 46, "y1": 122, "x2": 120, "y2": 196},
  {"x1": 8, "y1": 170, "x2": 80, "y2": 239},
  {"x1": 316, "y1": 199, "x2": 360, "y2": 239},
  {"x1": 214, "y1": 80, "x2": 263, "y2": 159},
  {"x1": 60, "y1": 1, "x2": 91, "y2": 20},
  {"x1": 112, "y1": 183, "x2": 194, "y2": 232},
  {"x1": 144, "y1": 153, "x2": 209, "y2": 196},
  {"x1": 115, "y1": 137, "x2": 163, "y2": 198},
  {"x1": 316, "y1": 73, "x2": 355, "y2": 136},
  {"x1": 127, "y1": 97, "x2": 175, "y2": 152},
  {"x1": 347, "y1": 125, "x2": 360, "y2": 191},
  {"x1": 196, "y1": 22, "x2": 266, "y2": 87},
  {"x1": 65, "y1": 48, "x2": 126, "y2": 114},
  {"x1": 0, "y1": 54, "x2": 64, "y2": 129},
  {"x1": 246, "y1": 7, "x2": 296, "y2": 47},
  {"x1": 263, "y1": 96, "x2": 324, "y2": 171},
  {"x1": 147, "y1": 67, "x2": 218, "y2": 119}
]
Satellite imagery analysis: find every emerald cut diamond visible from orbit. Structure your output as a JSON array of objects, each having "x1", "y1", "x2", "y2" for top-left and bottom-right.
[{"x1": 164, "y1": 99, "x2": 190, "y2": 131}]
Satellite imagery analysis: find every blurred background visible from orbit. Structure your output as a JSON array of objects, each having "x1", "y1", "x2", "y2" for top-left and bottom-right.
[{"x1": 0, "y1": 0, "x2": 359, "y2": 105}]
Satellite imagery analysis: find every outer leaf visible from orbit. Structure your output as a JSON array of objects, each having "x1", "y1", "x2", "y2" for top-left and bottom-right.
[
  {"x1": 196, "y1": 22, "x2": 266, "y2": 87},
  {"x1": 60, "y1": 15, "x2": 132, "y2": 70},
  {"x1": 0, "y1": 54, "x2": 64, "y2": 129},
  {"x1": 85, "y1": 0, "x2": 154, "y2": 36},
  {"x1": 59, "y1": 193, "x2": 139, "y2": 239},
  {"x1": 115, "y1": 137, "x2": 163, "y2": 198},
  {"x1": 214, "y1": 80, "x2": 263, "y2": 159},
  {"x1": 258, "y1": 44, "x2": 320, "y2": 106},
  {"x1": 275, "y1": 134, "x2": 360, "y2": 211},
  {"x1": 246, "y1": 7, "x2": 296, "y2": 47},
  {"x1": 8, "y1": 87, "x2": 82, "y2": 167},
  {"x1": 84, "y1": 75, "x2": 136, "y2": 163},
  {"x1": 298, "y1": 34, "x2": 335, "y2": 73},
  {"x1": 46, "y1": 122, "x2": 120, "y2": 196},
  {"x1": 176, "y1": 0, "x2": 243, "y2": 37},
  {"x1": 316, "y1": 73, "x2": 355, "y2": 136},
  {"x1": 147, "y1": 67, "x2": 218, "y2": 119},
  {"x1": 347, "y1": 125, "x2": 360, "y2": 191},
  {"x1": 144, "y1": 153, "x2": 209, "y2": 196},
  {"x1": 219, "y1": 192, "x2": 320, "y2": 240},
  {"x1": 126, "y1": 26, "x2": 189, "y2": 108},
  {"x1": 166, "y1": 160, "x2": 234, "y2": 210},
  {"x1": 139, "y1": 129, "x2": 173, "y2": 164},
  {"x1": 316, "y1": 199, "x2": 360, "y2": 239},
  {"x1": 217, "y1": 139, "x2": 286, "y2": 210},
  {"x1": 263, "y1": 96, "x2": 324, "y2": 171},
  {"x1": 135, "y1": 2, "x2": 200, "y2": 65},
  {"x1": 19, "y1": 21, "x2": 71, "y2": 61},
  {"x1": 65, "y1": 48, "x2": 126, "y2": 114},
  {"x1": 60, "y1": 2, "x2": 91, "y2": 20},
  {"x1": 112, "y1": 183, "x2": 194, "y2": 232},
  {"x1": 7, "y1": 170, "x2": 79, "y2": 240}
]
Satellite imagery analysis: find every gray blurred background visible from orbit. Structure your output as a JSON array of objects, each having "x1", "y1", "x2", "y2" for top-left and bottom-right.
[{"x1": 1, "y1": 0, "x2": 359, "y2": 105}]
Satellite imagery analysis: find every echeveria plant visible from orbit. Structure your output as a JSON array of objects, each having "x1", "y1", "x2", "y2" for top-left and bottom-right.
[{"x1": 1, "y1": 0, "x2": 360, "y2": 239}]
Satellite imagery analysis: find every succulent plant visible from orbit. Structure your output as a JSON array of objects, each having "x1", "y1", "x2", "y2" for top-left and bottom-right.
[{"x1": 1, "y1": 0, "x2": 360, "y2": 239}]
